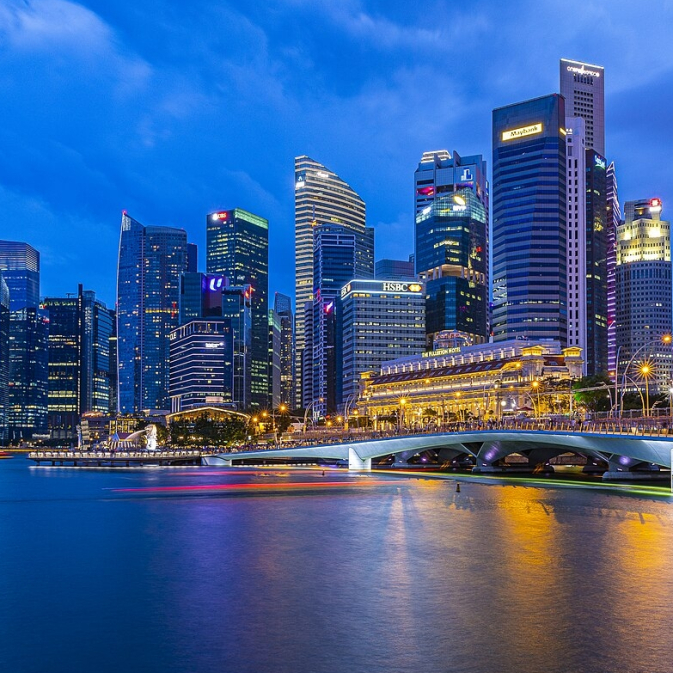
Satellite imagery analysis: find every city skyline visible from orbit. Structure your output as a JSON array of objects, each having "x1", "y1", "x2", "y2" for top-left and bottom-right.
[{"x1": 1, "y1": 1, "x2": 672, "y2": 305}]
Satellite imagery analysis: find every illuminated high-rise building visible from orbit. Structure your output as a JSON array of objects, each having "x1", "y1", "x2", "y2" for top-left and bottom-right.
[
  {"x1": 565, "y1": 118, "x2": 587, "y2": 368},
  {"x1": 0, "y1": 240, "x2": 49, "y2": 440},
  {"x1": 294, "y1": 156, "x2": 368, "y2": 408},
  {"x1": 492, "y1": 94, "x2": 567, "y2": 344},
  {"x1": 606, "y1": 162, "x2": 621, "y2": 378},
  {"x1": 117, "y1": 213, "x2": 189, "y2": 413},
  {"x1": 43, "y1": 286, "x2": 114, "y2": 441},
  {"x1": 207, "y1": 209, "x2": 268, "y2": 409},
  {"x1": 274, "y1": 293, "x2": 294, "y2": 407},
  {"x1": 615, "y1": 199, "x2": 672, "y2": 392},
  {"x1": 560, "y1": 58, "x2": 605, "y2": 156},
  {"x1": 0, "y1": 273, "x2": 9, "y2": 443}
]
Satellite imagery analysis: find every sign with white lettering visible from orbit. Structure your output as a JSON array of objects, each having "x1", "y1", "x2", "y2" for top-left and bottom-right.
[{"x1": 566, "y1": 64, "x2": 601, "y2": 78}]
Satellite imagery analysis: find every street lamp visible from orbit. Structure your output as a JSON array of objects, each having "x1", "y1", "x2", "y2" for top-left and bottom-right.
[
  {"x1": 532, "y1": 380, "x2": 541, "y2": 419},
  {"x1": 639, "y1": 363, "x2": 653, "y2": 417},
  {"x1": 399, "y1": 398, "x2": 407, "y2": 432},
  {"x1": 619, "y1": 334, "x2": 672, "y2": 417}
]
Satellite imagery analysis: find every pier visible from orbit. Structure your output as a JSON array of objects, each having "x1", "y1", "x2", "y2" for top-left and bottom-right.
[{"x1": 27, "y1": 450, "x2": 204, "y2": 467}]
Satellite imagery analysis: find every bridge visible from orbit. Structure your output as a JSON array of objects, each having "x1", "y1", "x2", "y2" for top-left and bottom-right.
[{"x1": 205, "y1": 427, "x2": 673, "y2": 480}]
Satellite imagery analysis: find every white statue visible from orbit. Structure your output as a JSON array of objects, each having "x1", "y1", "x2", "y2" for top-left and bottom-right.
[{"x1": 146, "y1": 424, "x2": 158, "y2": 451}]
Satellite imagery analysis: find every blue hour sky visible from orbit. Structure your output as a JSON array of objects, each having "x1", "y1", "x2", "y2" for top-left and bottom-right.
[{"x1": 1, "y1": 0, "x2": 672, "y2": 307}]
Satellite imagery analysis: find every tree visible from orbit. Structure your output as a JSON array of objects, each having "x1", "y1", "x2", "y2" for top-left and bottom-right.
[{"x1": 572, "y1": 374, "x2": 613, "y2": 413}]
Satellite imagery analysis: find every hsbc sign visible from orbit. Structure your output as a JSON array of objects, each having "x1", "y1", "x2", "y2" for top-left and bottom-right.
[{"x1": 382, "y1": 282, "x2": 422, "y2": 293}]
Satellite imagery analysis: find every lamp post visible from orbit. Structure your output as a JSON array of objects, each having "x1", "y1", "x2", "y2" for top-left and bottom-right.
[
  {"x1": 639, "y1": 363, "x2": 652, "y2": 417},
  {"x1": 619, "y1": 334, "x2": 672, "y2": 417},
  {"x1": 532, "y1": 380, "x2": 541, "y2": 419},
  {"x1": 398, "y1": 398, "x2": 407, "y2": 433}
]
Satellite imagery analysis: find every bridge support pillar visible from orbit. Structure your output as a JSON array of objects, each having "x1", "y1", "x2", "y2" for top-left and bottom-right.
[
  {"x1": 348, "y1": 448, "x2": 371, "y2": 471},
  {"x1": 602, "y1": 456, "x2": 662, "y2": 481}
]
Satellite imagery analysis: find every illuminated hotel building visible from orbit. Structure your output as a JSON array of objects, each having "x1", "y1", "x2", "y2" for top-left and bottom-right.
[
  {"x1": 492, "y1": 94, "x2": 567, "y2": 344},
  {"x1": 294, "y1": 156, "x2": 368, "y2": 408},
  {"x1": 207, "y1": 208, "x2": 268, "y2": 409},
  {"x1": 615, "y1": 199, "x2": 672, "y2": 392},
  {"x1": 359, "y1": 341, "x2": 583, "y2": 427},
  {"x1": 340, "y1": 279, "x2": 426, "y2": 405},
  {"x1": 117, "y1": 213, "x2": 190, "y2": 413},
  {"x1": 606, "y1": 162, "x2": 620, "y2": 378},
  {"x1": 560, "y1": 58, "x2": 605, "y2": 156}
]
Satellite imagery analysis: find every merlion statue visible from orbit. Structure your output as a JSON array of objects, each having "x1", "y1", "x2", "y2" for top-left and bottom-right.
[{"x1": 146, "y1": 424, "x2": 158, "y2": 451}]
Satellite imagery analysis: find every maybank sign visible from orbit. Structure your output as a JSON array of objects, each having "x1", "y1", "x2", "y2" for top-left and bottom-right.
[{"x1": 501, "y1": 123, "x2": 543, "y2": 142}]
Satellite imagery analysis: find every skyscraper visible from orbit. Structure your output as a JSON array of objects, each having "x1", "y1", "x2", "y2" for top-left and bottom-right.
[
  {"x1": 294, "y1": 156, "x2": 368, "y2": 408},
  {"x1": 0, "y1": 240, "x2": 49, "y2": 441},
  {"x1": 311, "y1": 224, "x2": 374, "y2": 416},
  {"x1": 0, "y1": 241, "x2": 40, "y2": 311},
  {"x1": 606, "y1": 162, "x2": 621, "y2": 378},
  {"x1": 117, "y1": 213, "x2": 189, "y2": 413},
  {"x1": 492, "y1": 94, "x2": 567, "y2": 344},
  {"x1": 207, "y1": 209, "x2": 268, "y2": 409},
  {"x1": 584, "y1": 150, "x2": 608, "y2": 375},
  {"x1": 340, "y1": 279, "x2": 426, "y2": 405},
  {"x1": 560, "y1": 58, "x2": 605, "y2": 156},
  {"x1": 274, "y1": 293, "x2": 294, "y2": 407},
  {"x1": 178, "y1": 272, "x2": 252, "y2": 410},
  {"x1": 375, "y1": 257, "x2": 417, "y2": 281},
  {"x1": 565, "y1": 118, "x2": 587, "y2": 367},
  {"x1": 0, "y1": 273, "x2": 9, "y2": 443},
  {"x1": 43, "y1": 286, "x2": 114, "y2": 441},
  {"x1": 414, "y1": 150, "x2": 489, "y2": 347},
  {"x1": 615, "y1": 199, "x2": 672, "y2": 393},
  {"x1": 268, "y1": 309, "x2": 281, "y2": 409}
]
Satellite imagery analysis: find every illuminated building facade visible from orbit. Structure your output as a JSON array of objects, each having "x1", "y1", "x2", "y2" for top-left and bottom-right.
[
  {"x1": 0, "y1": 240, "x2": 49, "y2": 441},
  {"x1": 492, "y1": 94, "x2": 567, "y2": 344},
  {"x1": 414, "y1": 151, "x2": 489, "y2": 345},
  {"x1": 117, "y1": 213, "x2": 189, "y2": 413},
  {"x1": 178, "y1": 272, "x2": 252, "y2": 409},
  {"x1": 340, "y1": 280, "x2": 426, "y2": 406},
  {"x1": 294, "y1": 156, "x2": 368, "y2": 408},
  {"x1": 416, "y1": 188, "x2": 488, "y2": 347},
  {"x1": 8, "y1": 306, "x2": 49, "y2": 440},
  {"x1": 311, "y1": 224, "x2": 374, "y2": 416},
  {"x1": 359, "y1": 341, "x2": 583, "y2": 428},
  {"x1": 207, "y1": 209, "x2": 268, "y2": 409},
  {"x1": 375, "y1": 257, "x2": 416, "y2": 281},
  {"x1": 0, "y1": 273, "x2": 8, "y2": 442},
  {"x1": 615, "y1": 199, "x2": 672, "y2": 392},
  {"x1": 169, "y1": 320, "x2": 234, "y2": 413},
  {"x1": 560, "y1": 58, "x2": 605, "y2": 156},
  {"x1": 268, "y1": 308, "x2": 281, "y2": 409},
  {"x1": 43, "y1": 286, "x2": 114, "y2": 441},
  {"x1": 274, "y1": 293, "x2": 294, "y2": 407},
  {"x1": 606, "y1": 162, "x2": 620, "y2": 378},
  {"x1": 584, "y1": 150, "x2": 608, "y2": 375},
  {"x1": 565, "y1": 118, "x2": 587, "y2": 368}
]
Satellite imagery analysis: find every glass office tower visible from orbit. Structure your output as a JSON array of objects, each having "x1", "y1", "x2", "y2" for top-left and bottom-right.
[
  {"x1": 0, "y1": 241, "x2": 40, "y2": 311},
  {"x1": 0, "y1": 273, "x2": 9, "y2": 443},
  {"x1": 274, "y1": 293, "x2": 294, "y2": 407},
  {"x1": 492, "y1": 94, "x2": 567, "y2": 344},
  {"x1": 606, "y1": 162, "x2": 621, "y2": 378},
  {"x1": 207, "y1": 209, "x2": 268, "y2": 410},
  {"x1": 43, "y1": 286, "x2": 114, "y2": 441},
  {"x1": 117, "y1": 213, "x2": 189, "y2": 413},
  {"x1": 312, "y1": 224, "x2": 374, "y2": 416},
  {"x1": 294, "y1": 156, "x2": 369, "y2": 408},
  {"x1": 615, "y1": 199, "x2": 672, "y2": 393},
  {"x1": 585, "y1": 151, "x2": 608, "y2": 375}
]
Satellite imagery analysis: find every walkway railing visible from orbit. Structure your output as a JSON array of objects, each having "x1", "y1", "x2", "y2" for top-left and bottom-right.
[{"x1": 228, "y1": 420, "x2": 673, "y2": 454}]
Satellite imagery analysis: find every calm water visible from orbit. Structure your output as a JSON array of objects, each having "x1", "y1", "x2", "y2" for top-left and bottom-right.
[{"x1": 1, "y1": 457, "x2": 673, "y2": 673}]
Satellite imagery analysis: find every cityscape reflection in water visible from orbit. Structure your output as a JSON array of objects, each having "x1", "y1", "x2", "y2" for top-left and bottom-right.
[{"x1": 1, "y1": 458, "x2": 672, "y2": 673}]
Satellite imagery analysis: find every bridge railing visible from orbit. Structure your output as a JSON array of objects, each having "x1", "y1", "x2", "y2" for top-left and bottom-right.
[{"x1": 222, "y1": 419, "x2": 673, "y2": 454}]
